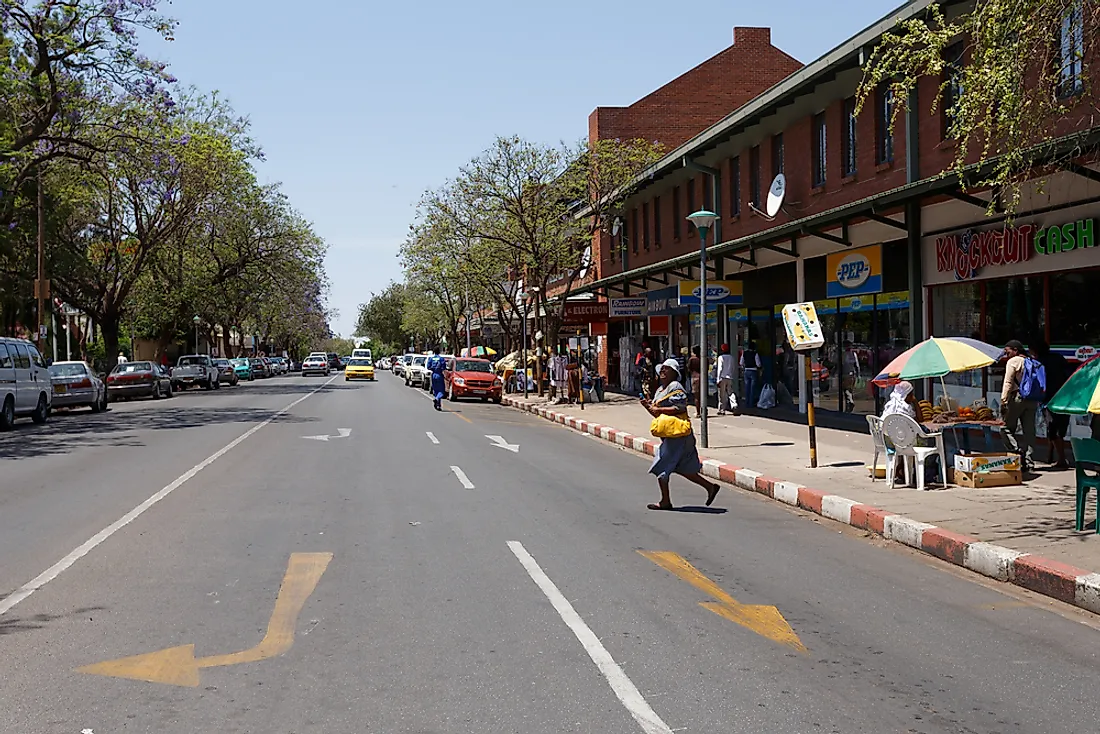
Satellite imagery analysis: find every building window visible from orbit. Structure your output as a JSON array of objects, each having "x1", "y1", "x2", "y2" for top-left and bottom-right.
[
  {"x1": 812, "y1": 112, "x2": 827, "y2": 187},
  {"x1": 875, "y1": 85, "x2": 894, "y2": 165},
  {"x1": 653, "y1": 195, "x2": 662, "y2": 248},
  {"x1": 672, "y1": 186, "x2": 681, "y2": 239},
  {"x1": 729, "y1": 156, "x2": 741, "y2": 217},
  {"x1": 750, "y1": 146, "x2": 761, "y2": 205},
  {"x1": 642, "y1": 202, "x2": 650, "y2": 250},
  {"x1": 842, "y1": 97, "x2": 857, "y2": 177},
  {"x1": 631, "y1": 208, "x2": 639, "y2": 254},
  {"x1": 1059, "y1": 0, "x2": 1084, "y2": 97},
  {"x1": 772, "y1": 133, "x2": 784, "y2": 177},
  {"x1": 942, "y1": 42, "x2": 964, "y2": 139}
]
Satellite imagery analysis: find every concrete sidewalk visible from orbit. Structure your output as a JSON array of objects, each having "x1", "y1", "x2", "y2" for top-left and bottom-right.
[{"x1": 503, "y1": 390, "x2": 1100, "y2": 615}]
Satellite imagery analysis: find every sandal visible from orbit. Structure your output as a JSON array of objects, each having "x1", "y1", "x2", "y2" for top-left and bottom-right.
[
  {"x1": 705, "y1": 482, "x2": 721, "y2": 506},
  {"x1": 647, "y1": 502, "x2": 674, "y2": 511}
]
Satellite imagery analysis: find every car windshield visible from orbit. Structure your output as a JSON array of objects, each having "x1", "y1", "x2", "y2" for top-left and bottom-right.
[
  {"x1": 49, "y1": 363, "x2": 87, "y2": 377},
  {"x1": 214, "y1": 359, "x2": 230, "y2": 367},
  {"x1": 231, "y1": 358, "x2": 248, "y2": 366},
  {"x1": 347, "y1": 358, "x2": 372, "y2": 366},
  {"x1": 455, "y1": 360, "x2": 492, "y2": 373},
  {"x1": 113, "y1": 362, "x2": 152, "y2": 373},
  {"x1": 413, "y1": 356, "x2": 427, "y2": 366},
  {"x1": 178, "y1": 356, "x2": 206, "y2": 366}
]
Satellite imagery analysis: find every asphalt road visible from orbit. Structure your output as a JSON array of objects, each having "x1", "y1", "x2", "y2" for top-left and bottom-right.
[{"x1": 2, "y1": 371, "x2": 1100, "y2": 733}]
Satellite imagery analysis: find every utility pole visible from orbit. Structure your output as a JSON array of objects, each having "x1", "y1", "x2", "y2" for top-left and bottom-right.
[
  {"x1": 464, "y1": 282, "x2": 472, "y2": 352},
  {"x1": 36, "y1": 168, "x2": 47, "y2": 351}
]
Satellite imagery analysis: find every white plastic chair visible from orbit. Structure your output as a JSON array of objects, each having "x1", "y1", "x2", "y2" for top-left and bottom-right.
[
  {"x1": 868, "y1": 414, "x2": 912, "y2": 486},
  {"x1": 882, "y1": 413, "x2": 948, "y2": 490}
]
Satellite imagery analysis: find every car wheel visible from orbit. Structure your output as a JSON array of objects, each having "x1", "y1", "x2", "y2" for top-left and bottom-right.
[
  {"x1": 91, "y1": 391, "x2": 103, "y2": 413},
  {"x1": 213, "y1": 378, "x2": 221, "y2": 390},
  {"x1": 31, "y1": 393, "x2": 48, "y2": 424},
  {"x1": 481, "y1": 397, "x2": 489, "y2": 402},
  {"x1": 152, "y1": 382, "x2": 162, "y2": 399},
  {"x1": 0, "y1": 396, "x2": 14, "y2": 431},
  {"x1": 203, "y1": 379, "x2": 213, "y2": 391},
  {"x1": 449, "y1": 386, "x2": 458, "y2": 402},
  {"x1": 493, "y1": 396, "x2": 502, "y2": 405}
]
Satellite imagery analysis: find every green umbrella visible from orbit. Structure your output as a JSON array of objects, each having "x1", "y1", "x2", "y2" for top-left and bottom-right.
[{"x1": 1048, "y1": 355, "x2": 1100, "y2": 415}]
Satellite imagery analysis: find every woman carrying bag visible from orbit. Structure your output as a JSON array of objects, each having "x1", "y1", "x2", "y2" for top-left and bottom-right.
[{"x1": 641, "y1": 358, "x2": 722, "y2": 511}]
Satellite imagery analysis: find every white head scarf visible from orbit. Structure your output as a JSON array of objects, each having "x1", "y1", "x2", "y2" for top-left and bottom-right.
[{"x1": 882, "y1": 380, "x2": 916, "y2": 419}]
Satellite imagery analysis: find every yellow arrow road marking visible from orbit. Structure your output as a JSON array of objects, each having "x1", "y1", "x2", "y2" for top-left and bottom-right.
[
  {"x1": 639, "y1": 551, "x2": 806, "y2": 652},
  {"x1": 77, "y1": 552, "x2": 333, "y2": 687}
]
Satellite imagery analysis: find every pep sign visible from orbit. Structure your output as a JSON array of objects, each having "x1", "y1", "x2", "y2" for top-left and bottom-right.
[
  {"x1": 677, "y1": 280, "x2": 743, "y2": 306},
  {"x1": 826, "y1": 245, "x2": 882, "y2": 297}
]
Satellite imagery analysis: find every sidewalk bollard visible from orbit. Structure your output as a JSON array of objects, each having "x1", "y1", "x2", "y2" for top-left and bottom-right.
[{"x1": 805, "y1": 353, "x2": 818, "y2": 468}]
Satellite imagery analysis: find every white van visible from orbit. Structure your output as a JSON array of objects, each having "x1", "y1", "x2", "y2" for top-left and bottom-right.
[
  {"x1": 0, "y1": 336, "x2": 53, "y2": 430},
  {"x1": 351, "y1": 348, "x2": 372, "y2": 361}
]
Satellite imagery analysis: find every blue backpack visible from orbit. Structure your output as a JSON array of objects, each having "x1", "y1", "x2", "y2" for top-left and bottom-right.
[{"x1": 1019, "y1": 357, "x2": 1046, "y2": 402}]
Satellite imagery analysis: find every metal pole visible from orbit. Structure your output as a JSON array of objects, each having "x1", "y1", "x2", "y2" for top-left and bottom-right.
[
  {"x1": 51, "y1": 311, "x2": 57, "y2": 362},
  {"x1": 465, "y1": 283, "x2": 472, "y2": 352},
  {"x1": 65, "y1": 314, "x2": 71, "y2": 361},
  {"x1": 194, "y1": 323, "x2": 199, "y2": 354},
  {"x1": 805, "y1": 353, "x2": 818, "y2": 468},
  {"x1": 36, "y1": 168, "x2": 45, "y2": 351},
  {"x1": 698, "y1": 226, "x2": 709, "y2": 449},
  {"x1": 522, "y1": 298, "x2": 529, "y2": 399}
]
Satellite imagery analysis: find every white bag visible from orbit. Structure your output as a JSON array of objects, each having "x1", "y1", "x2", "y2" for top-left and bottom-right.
[
  {"x1": 757, "y1": 384, "x2": 777, "y2": 410},
  {"x1": 728, "y1": 393, "x2": 739, "y2": 411}
]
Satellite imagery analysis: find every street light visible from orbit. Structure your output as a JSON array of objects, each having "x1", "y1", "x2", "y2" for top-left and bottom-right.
[
  {"x1": 530, "y1": 286, "x2": 542, "y2": 397},
  {"x1": 192, "y1": 315, "x2": 201, "y2": 355},
  {"x1": 518, "y1": 291, "x2": 529, "y2": 399},
  {"x1": 686, "y1": 209, "x2": 718, "y2": 449}
]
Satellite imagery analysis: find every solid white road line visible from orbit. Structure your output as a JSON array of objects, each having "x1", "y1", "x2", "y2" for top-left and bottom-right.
[
  {"x1": 0, "y1": 374, "x2": 340, "y2": 618},
  {"x1": 450, "y1": 465, "x2": 475, "y2": 489},
  {"x1": 507, "y1": 541, "x2": 674, "y2": 734},
  {"x1": 426, "y1": 432, "x2": 439, "y2": 444}
]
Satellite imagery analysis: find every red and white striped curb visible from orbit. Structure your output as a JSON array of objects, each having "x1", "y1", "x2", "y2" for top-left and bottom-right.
[{"x1": 504, "y1": 396, "x2": 1100, "y2": 615}]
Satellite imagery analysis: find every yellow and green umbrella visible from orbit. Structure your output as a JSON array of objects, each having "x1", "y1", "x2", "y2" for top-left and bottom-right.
[
  {"x1": 873, "y1": 336, "x2": 1003, "y2": 386},
  {"x1": 1048, "y1": 356, "x2": 1100, "y2": 414}
]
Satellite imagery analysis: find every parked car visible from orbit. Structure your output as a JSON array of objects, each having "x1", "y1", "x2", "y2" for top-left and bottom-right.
[
  {"x1": 212, "y1": 358, "x2": 239, "y2": 386},
  {"x1": 327, "y1": 352, "x2": 342, "y2": 371},
  {"x1": 48, "y1": 360, "x2": 107, "y2": 412},
  {"x1": 230, "y1": 357, "x2": 254, "y2": 381},
  {"x1": 0, "y1": 336, "x2": 53, "y2": 430},
  {"x1": 404, "y1": 355, "x2": 428, "y2": 387},
  {"x1": 172, "y1": 354, "x2": 220, "y2": 391},
  {"x1": 107, "y1": 360, "x2": 174, "y2": 400},
  {"x1": 301, "y1": 354, "x2": 331, "y2": 376},
  {"x1": 393, "y1": 354, "x2": 413, "y2": 378},
  {"x1": 249, "y1": 357, "x2": 271, "y2": 378},
  {"x1": 269, "y1": 356, "x2": 288, "y2": 375},
  {"x1": 344, "y1": 357, "x2": 375, "y2": 381},
  {"x1": 445, "y1": 357, "x2": 503, "y2": 403},
  {"x1": 421, "y1": 354, "x2": 454, "y2": 390}
]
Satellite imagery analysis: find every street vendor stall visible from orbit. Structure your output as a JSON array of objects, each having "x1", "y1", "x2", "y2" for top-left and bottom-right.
[{"x1": 873, "y1": 336, "x2": 1016, "y2": 486}]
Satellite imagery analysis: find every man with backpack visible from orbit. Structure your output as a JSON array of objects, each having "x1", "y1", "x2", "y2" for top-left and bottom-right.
[{"x1": 1000, "y1": 339, "x2": 1044, "y2": 472}]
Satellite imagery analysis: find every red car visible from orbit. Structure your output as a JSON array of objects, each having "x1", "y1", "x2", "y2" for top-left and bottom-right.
[{"x1": 445, "y1": 357, "x2": 503, "y2": 403}]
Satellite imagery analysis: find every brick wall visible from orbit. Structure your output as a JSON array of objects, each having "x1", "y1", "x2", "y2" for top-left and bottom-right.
[{"x1": 588, "y1": 27, "x2": 802, "y2": 151}]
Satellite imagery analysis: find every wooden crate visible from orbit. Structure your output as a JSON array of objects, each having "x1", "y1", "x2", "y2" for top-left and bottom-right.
[{"x1": 952, "y1": 468, "x2": 1023, "y2": 488}]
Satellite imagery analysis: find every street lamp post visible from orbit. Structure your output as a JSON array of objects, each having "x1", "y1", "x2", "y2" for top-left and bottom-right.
[
  {"x1": 464, "y1": 282, "x2": 472, "y2": 353},
  {"x1": 192, "y1": 315, "x2": 201, "y2": 354},
  {"x1": 519, "y1": 291, "x2": 529, "y2": 399},
  {"x1": 686, "y1": 210, "x2": 718, "y2": 449},
  {"x1": 530, "y1": 286, "x2": 542, "y2": 397}
]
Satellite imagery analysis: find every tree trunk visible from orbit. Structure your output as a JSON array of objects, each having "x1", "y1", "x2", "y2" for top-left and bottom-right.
[{"x1": 101, "y1": 317, "x2": 121, "y2": 373}]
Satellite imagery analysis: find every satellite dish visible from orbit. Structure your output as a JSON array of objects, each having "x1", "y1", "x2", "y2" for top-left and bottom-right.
[
  {"x1": 766, "y1": 173, "x2": 786, "y2": 218},
  {"x1": 611, "y1": 217, "x2": 622, "y2": 236},
  {"x1": 578, "y1": 246, "x2": 592, "y2": 279}
]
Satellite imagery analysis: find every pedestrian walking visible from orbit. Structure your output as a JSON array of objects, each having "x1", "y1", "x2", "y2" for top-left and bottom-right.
[
  {"x1": 688, "y1": 346, "x2": 702, "y2": 417},
  {"x1": 426, "y1": 347, "x2": 447, "y2": 411},
  {"x1": 716, "y1": 343, "x2": 735, "y2": 415},
  {"x1": 641, "y1": 358, "x2": 722, "y2": 510},
  {"x1": 117, "y1": 351, "x2": 128, "y2": 364},
  {"x1": 1000, "y1": 339, "x2": 1043, "y2": 472},
  {"x1": 1032, "y1": 340, "x2": 1070, "y2": 468},
  {"x1": 740, "y1": 341, "x2": 761, "y2": 407}
]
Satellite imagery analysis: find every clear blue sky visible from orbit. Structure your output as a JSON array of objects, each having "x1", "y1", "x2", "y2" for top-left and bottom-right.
[{"x1": 146, "y1": 0, "x2": 898, "y2": 337}]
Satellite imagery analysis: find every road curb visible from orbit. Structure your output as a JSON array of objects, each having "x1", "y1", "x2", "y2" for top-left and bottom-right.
[{"x1": 503, "y1": 396, "x2": 1100, "y2": 616}]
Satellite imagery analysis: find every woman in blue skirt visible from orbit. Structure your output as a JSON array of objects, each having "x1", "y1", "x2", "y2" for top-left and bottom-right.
[{"x1": 641, "y1": 358, "x2": 722, "y2": 510}]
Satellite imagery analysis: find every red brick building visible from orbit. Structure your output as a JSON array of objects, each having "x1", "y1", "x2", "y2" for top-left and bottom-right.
[{"x1": 578, "y1": 0, "x2": 1100, "y2": 433}]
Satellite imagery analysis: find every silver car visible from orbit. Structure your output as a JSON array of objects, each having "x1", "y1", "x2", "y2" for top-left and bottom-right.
[{"x1": 48, "y1": 361, "x2": 107, "y2": 412}]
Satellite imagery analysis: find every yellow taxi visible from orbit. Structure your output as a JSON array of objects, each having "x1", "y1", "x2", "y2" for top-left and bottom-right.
[{"x1": 344, "y1": 357, "x2": 375, "y2": 381}]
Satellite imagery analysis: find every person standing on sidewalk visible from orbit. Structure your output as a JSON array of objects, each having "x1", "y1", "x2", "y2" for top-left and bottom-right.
[
  {"x1": 688, "y1": 346, "x2": 702, "y2": 417},
  {"x1": 1000, "y1": 339, "x2": 1042, "y2": 471},
  {"x1": 740, "y1": 341, "x2": 761, "y2": 408},
  {"x1": 715, "y1": 343, "x2": 735, "y2": 415},
  {"x1": 640, "y1": 358, "x2": 721, "y2": 510},
  {"x1": 1032, "y1": 340, "x2": 1070, "y2": 468}
]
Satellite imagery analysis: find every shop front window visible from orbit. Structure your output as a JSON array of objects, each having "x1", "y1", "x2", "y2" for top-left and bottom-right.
[
  {"x1": 985, "y1": 277, "x2": 1044, "y2": 348},
  {"x1": 874, "y1": 291, "x2": 911, "y2": 409},
  {"x1": 1049, "y1": 269, "x2": 1100, "y2": 350},
  {"x1": 815, "y1": 301, "x2": 840, "y2": 409},
  {"x1": 838, "y1": 300, "x2": 875, "y2": 414}
]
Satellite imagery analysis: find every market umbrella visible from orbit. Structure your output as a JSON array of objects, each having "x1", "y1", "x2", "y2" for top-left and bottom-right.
[
  {"x1": 461, "y1": 345, "x2": 497, "y2": 358},
  {"x1": 494, "y1": 350, "x2": 534, "y2": 372},
  {"x1": 872, "y1": 336, "x2": 1003, "y2": 386},
  {"x1": 1047, "y1": 355, "x2": 1100, "y2": 414}
]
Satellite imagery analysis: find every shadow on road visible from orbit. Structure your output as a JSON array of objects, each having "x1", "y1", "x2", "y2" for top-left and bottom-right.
[{"x1": 0, "y1": 402, "x2": 317, "y2": 460}]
